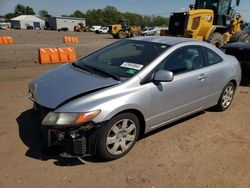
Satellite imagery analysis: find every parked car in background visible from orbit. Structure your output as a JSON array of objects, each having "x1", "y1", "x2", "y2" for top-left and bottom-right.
[
  {"x1": 90, "y1": 25, "x2": 102, "y2": 32},
  {"x1": 95, "y1": 27, "x2": 109, "y2": 34},
  {"x1": 140, "y1": 27, "x2": 157, "y2": 36},
  {"x1": 0, "y1": 23, "x2": 11, "y2": 30},
  {"x1": 29, "y1": 37, "x2": 241, "y2": 161},
  {"x1": 58, "y1": 27, "x2": 69, "y2": 32},
  {"x1": 222, "y1": 40, "x2": 250, "y2": 84}
]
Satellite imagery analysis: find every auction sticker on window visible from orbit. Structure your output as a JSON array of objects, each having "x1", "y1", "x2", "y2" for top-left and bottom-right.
[{"x1": 120, "y1": 62, "x2": 144, "y2": 70}]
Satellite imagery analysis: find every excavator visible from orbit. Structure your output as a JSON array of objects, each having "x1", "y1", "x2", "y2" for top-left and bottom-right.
[
  {"x1": 109, "y1": 20, "x2": 142, "y2": 39},
  {"x1": 161, "y1": 0, "x2": 246, "y2": 47},
  {"x1": 74, "y1": 23, "x2": 89, "y2": 32}
]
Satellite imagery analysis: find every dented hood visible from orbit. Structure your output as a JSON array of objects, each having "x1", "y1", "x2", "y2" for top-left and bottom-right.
[{"x1": 29, "y1": 64, "x2": 120, "y2": 109}]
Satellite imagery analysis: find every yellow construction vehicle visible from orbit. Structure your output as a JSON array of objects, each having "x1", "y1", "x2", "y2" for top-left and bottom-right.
[
  {"x1": 109, "y1": 20, "x2": 142, "y2": 39},
  {"x1": 161, "y1": 0, "x2": 245, "y2": 47},
  {"x1": 74, "y1": 23, "x2": 89, "y2": 32}
]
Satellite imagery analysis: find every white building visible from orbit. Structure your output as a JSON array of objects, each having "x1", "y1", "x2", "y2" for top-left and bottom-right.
[
  {"x1": 10, "y1": 15, "x2": 45, "y2": 29},
  {"x1": 45, "y1": 17, "x2": 86, "y2": 31}
]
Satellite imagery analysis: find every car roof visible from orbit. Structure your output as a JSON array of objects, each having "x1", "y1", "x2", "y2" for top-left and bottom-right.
[
  {"x1": 130, "y1": 36, "x2": 196, "y2": 45},
  {"x1": 130, "y1": 36, "x2": 227, "y2": 60}
]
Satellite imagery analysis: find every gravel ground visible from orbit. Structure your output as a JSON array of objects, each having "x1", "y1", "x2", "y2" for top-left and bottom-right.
[{"x1": 0, "y1": 30, "x2": 250, "y2": 188}]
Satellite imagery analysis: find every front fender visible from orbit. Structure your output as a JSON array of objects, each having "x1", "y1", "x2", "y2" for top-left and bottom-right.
[
  {"x1": 95, "y1": 104, "x2": 146, "y2": 123},
  {"x1": 55, "y1": 80, "x2": 152, "y2": 124}
]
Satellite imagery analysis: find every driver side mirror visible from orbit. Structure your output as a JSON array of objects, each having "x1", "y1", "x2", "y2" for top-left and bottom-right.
[{"x1": 153, "y1": 70, "x2": 174, "y2": 82}]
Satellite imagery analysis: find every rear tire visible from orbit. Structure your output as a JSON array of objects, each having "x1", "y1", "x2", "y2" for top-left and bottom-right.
[
  {"x1": 132, "y1": 32, "x2": 139, "y2": 37},
  {"x1": 208, "y1": 32, "x2": 224, "y2": 48},
  {"x1": 229, "y1": 31, "x2": 249, "y2": 43},
  {"x1": 118, "y1": 31, "x2": 126, "y2": 39},
  {"x1": 216, "y1": 82, "x2": 235, "y2": 111},
  {"x1": 96, "y1": 113, "x2": 140, "y2": 161}
]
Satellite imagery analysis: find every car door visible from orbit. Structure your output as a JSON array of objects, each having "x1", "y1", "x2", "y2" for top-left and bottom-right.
[{"x1": 146, "y1": 45, "x2": 208, "y2": 130}]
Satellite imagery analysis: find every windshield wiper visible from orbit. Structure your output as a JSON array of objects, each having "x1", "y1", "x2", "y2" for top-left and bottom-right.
[
  {"x1": 89, "y1": 66, "x2": 121, "y2": 81},
  {"x1": 73, "y1": 62, "x2": 121, "y2": 81},
  {"x1": 72, "y1": 62, "x2": 95, "y2": 74}
]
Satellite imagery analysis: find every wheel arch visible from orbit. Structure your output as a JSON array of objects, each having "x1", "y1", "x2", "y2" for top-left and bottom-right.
[
  {"x1": 105, "y1": 108, "x2": 146, "y2": 137},
  {"x1": 229, "y1": 79, "x2": 237, "y2": 89},
  {"x1": 205, "y1": 26, "x2": 228, "y2": 40}
]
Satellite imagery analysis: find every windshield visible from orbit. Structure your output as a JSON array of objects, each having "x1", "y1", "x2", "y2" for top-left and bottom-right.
[
  {"x1": 195, "y1": 0, "x2": 218, "y2": 9},
  {"x1": 195, "y1": 0, "x2": 231, "y2": 15},
  {"x1": 74, "y1": 40, "x2": 170, "y2": 79}
]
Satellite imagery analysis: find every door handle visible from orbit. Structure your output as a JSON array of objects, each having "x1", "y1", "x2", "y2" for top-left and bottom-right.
[{"x1": 198, "y1": 73, "x2": 207, "y2": 80}]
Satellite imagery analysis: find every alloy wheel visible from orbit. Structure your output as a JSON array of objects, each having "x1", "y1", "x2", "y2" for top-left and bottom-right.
[
  {"x1": 106, "y1": 119, "x2": 137, "y2": 155},
  {"x1": 221, "y1": 85, "x2": 234, "y2": 108}
]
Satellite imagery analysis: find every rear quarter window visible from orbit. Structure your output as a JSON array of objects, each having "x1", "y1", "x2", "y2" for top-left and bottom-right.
[{"x1": 205, "y1": 47, "x2": 223, "y2": 65}]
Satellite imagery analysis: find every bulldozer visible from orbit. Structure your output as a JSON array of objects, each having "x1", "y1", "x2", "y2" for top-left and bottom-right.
[
  {"x1": 109, "y1": 20, "x2": 142, "y2": 39},
  {"x1": 74, "y1": 23, "x2": 89, "y2": 32},
  {"x1": 161, "y1": 0, "x2": 246, "y2": 47}
]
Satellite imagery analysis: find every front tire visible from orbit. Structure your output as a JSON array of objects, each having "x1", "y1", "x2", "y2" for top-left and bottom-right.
[
  {"x1": 97, "y1": 113, "x2": 140, "y2": 160},
  {"x1": 132, "y1": 32, "x2": 139, "y2": 37},
  {"x1": 208, "y1": 32, "x2": 224, "y2": 48},
  {"x1": 118, "y1": 31, "x2": 126, "y2": 39},
  {"x1": 216, "y1": 82, "x2": 235, "y2": 111}
]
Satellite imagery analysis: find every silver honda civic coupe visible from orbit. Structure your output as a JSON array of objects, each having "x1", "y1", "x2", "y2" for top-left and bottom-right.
[{"x1": 29, "y1": 36, "x2": 241, "y2": 160}]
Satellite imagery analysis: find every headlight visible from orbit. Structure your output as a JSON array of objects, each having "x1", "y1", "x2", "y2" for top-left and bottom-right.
[{"x1": 42, "y1": 110, "x2": 101, "y2": 127}]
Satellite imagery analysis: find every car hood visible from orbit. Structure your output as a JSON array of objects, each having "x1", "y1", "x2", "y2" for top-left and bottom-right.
[{"x1": 29, "y1": 64, "x2": 120, "y2": 109}]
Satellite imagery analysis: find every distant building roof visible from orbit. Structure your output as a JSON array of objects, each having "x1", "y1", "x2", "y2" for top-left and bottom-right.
[
  {"x1": 51, "y1": 16, "x2": 85, "y2": 20},
  {"x1": 11, "y1": 15, "x2": 45, "y2": 23}
]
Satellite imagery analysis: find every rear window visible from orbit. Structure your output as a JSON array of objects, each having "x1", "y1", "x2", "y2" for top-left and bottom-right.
[{"x1": 204, "y1": 47, "x2": 223, "y2": 65}]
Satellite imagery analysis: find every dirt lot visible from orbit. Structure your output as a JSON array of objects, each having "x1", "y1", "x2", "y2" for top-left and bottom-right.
[{"x1": 0, "y1": 30, "x2": 250, "y2": 188}]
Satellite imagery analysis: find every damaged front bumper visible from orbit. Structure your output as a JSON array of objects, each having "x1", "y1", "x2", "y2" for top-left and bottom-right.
[
  {"x1": 34, "y1": 103, "x2": 101, "y2": 158},
  {"x1": 47, "y1": 128, "x2": 89, "y2": 157}
]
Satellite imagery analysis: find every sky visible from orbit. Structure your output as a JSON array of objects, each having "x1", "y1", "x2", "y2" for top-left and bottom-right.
[{"x1": 0, "y1": 0, "x2": 250, "y2": 21}]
